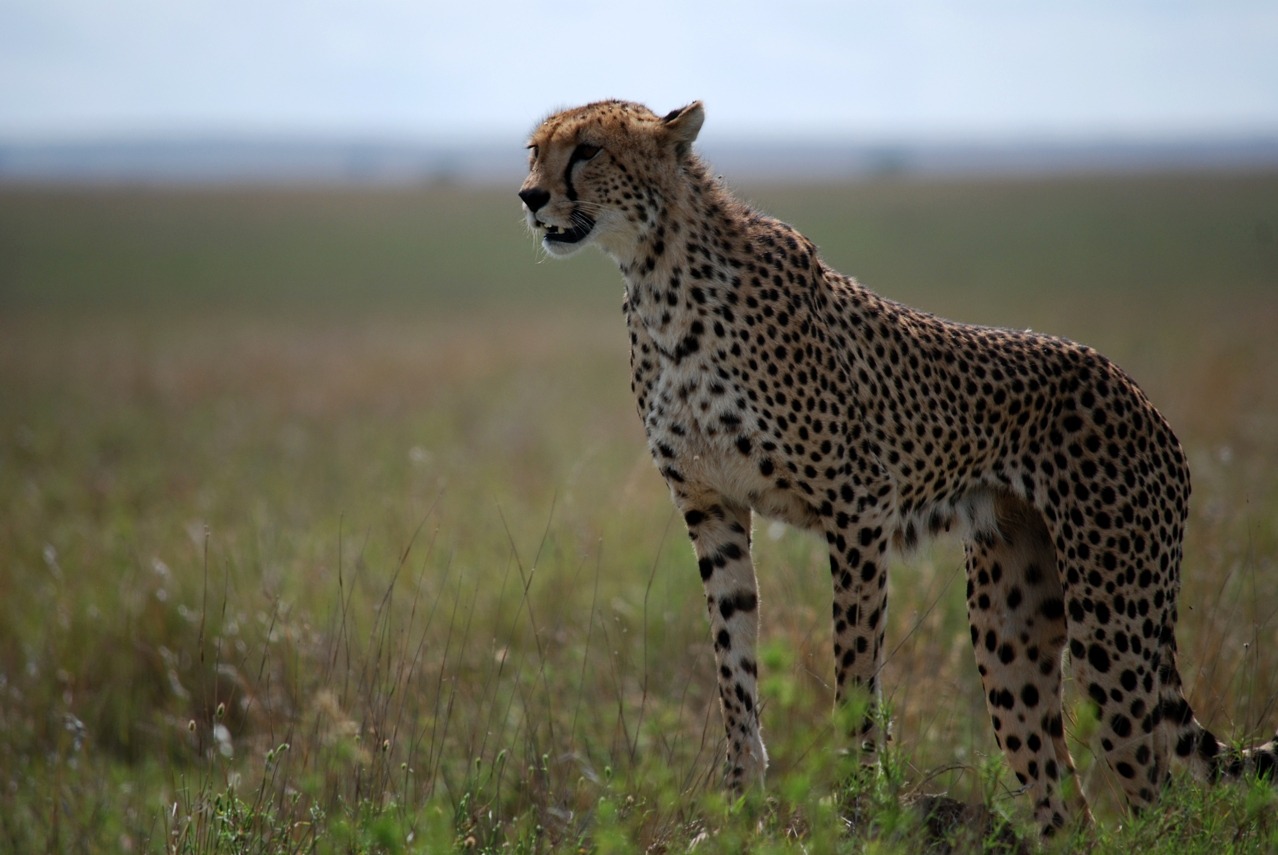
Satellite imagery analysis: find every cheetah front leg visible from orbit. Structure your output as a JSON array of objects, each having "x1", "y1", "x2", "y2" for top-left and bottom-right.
[{"x1": 679, "y1": 496, "x2": 767, "y2": 794}]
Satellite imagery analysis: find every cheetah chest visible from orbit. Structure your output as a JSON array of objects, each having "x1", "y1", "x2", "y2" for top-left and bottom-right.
[{"x1": 637, "y1": 356, "x2": 822, "y2": 530}]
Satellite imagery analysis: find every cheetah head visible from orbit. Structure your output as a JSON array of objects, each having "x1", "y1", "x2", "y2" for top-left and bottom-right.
[{"x1": 519, "y1": 99, "x2": 704, "y2": 260}]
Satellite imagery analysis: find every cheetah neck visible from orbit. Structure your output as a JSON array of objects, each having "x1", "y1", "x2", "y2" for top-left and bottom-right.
[{"x1": 616, "y1": 159, "x2": 750, "y2": 353}]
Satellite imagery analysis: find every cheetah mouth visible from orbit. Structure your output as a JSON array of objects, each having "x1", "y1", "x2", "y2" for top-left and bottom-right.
[{"x1": 542, "y1": 214, "x2": 595, "y2": 245}]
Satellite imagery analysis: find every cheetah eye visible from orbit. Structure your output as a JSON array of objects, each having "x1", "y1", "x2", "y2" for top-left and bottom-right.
[{"x1": 570, "y1": 143, "x2": 601, "y2": 164}]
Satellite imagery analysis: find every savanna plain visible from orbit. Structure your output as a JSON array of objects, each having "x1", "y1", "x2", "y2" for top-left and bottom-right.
[{"x1": 2, "y1": 171, "x2": 1278, "y2": 853}]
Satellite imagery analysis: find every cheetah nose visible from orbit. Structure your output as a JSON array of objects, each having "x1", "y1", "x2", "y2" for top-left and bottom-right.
[{"x1": 519, "y1": 188, "x2": 550, "y2": 213}]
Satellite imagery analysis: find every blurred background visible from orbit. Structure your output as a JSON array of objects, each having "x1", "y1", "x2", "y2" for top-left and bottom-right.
[{"x1": 3, "y1": 1, "x2": 1277, "y2": 182}]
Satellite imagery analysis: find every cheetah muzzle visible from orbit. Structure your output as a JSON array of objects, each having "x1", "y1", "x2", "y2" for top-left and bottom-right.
[
  {"x1": 519, "y1": 98, "x2": 1278, "y2": 837},
  {"x1": 541, "y1": 212, "x2": 595, "y2": 246}
]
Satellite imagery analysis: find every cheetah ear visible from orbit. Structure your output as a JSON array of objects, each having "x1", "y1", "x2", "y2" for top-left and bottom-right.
[{"x1": 661, "y1": 101, "x2": 705, "y2": 154}]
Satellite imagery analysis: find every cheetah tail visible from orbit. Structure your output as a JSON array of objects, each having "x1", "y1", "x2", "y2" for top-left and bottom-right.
[
  {"x1": 1210, "y1": 732, "x2": 1278, "y2": 783},
  {"x1": 1155, "y1": 618, "x2": 1278, "y2": 784},
  {"x1": 1161, "y1": 679, "x2": 1278, "y2": 784}
]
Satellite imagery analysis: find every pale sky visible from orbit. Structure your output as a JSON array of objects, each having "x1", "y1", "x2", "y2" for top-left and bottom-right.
[{"x1": 2, "y1": 1, "x2": 1276, "y2": 142}]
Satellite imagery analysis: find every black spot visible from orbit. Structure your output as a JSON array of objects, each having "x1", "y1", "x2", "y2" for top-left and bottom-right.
[
  {"x1": 1006, "y1": 586, "x2": 1023, "y2": 610},
  {"x1": 1088, "y1": 643, "x2": 1112, "y2": 674},
  {"x1": 1120, "y1": 669, "x2": 1138, "y2": 692}
]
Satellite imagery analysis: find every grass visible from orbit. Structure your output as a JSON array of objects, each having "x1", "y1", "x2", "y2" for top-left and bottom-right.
[{"x1": 1, "y1": 172, "x2": 1277, "y2": 852}]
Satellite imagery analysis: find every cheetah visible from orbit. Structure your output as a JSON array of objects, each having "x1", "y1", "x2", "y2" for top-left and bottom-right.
[{"x1": 519, "y1": 99, "x2": 1278, "y2": 835}]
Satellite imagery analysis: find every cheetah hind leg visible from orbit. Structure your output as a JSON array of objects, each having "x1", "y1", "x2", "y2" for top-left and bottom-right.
[{"x1": 965, "y1": 495, "x2": 1093, "y2": 836}]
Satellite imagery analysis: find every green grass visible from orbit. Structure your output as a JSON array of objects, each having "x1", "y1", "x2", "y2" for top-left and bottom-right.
[{"x1": 1, "y1": 172, "x2": 1277, "y2": 852}]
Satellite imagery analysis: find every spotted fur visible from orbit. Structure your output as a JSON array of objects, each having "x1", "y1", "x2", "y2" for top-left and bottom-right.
[{"x1": 519, "y1": 99, "x2": 1278, "y2": 834}]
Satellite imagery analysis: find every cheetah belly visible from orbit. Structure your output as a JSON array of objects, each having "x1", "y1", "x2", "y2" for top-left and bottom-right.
[
  {"x1": 890, "y1": 487, "x2": 1006, "y2": 551},
  {"x1": 685, "y1": 435, "x2": 823, "y2": 531}
]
